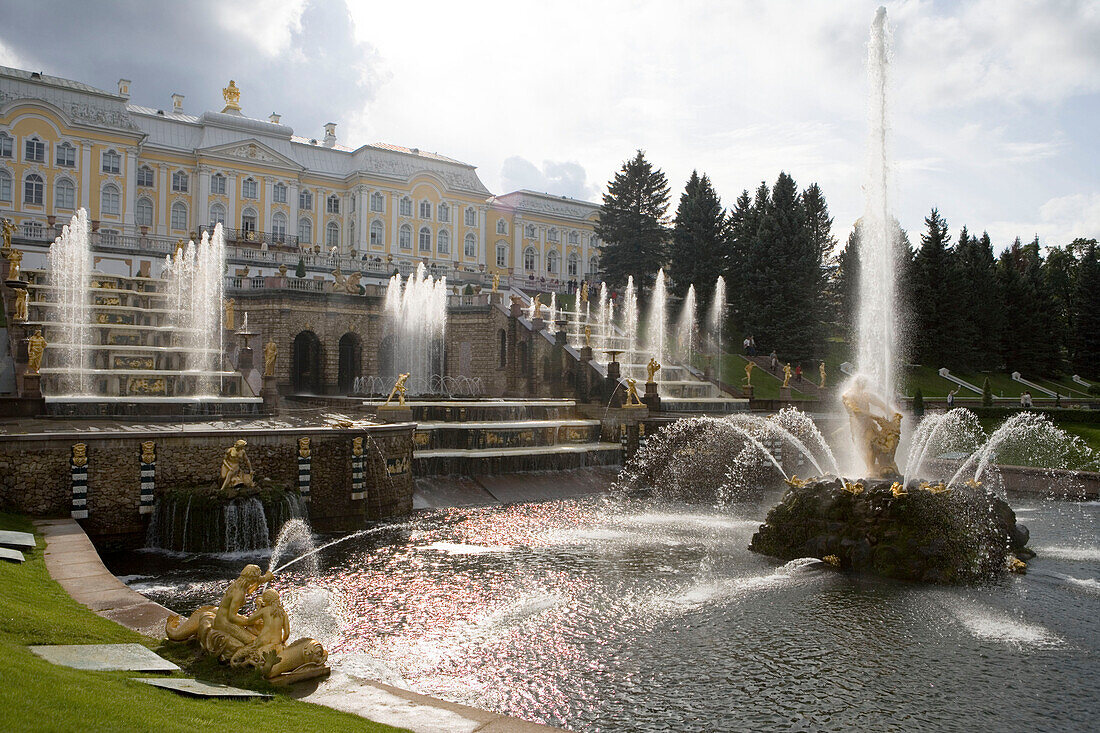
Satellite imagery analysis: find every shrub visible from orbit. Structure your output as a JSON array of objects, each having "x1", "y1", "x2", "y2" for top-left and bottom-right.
[
  {"x1": 981, "y1": 377, "x2": 993, "y2": 407},
  {"x1": 912, "y1": 388, "x2": 924, "y2": 417},
  {"x1": 295, "y1": 257, "x2": 306, "y2": 278}
]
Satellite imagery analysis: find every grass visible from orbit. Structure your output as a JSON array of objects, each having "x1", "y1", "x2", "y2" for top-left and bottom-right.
[
  {"x1": 715, "y1": 353, "x2": 815, "y2": 401},
  {"x1": 1057, "y1": 423, "x2": 1100, "y2": 454},
  {"x1": 0, "y1": 512, "x2": 406, "y2": 733}
]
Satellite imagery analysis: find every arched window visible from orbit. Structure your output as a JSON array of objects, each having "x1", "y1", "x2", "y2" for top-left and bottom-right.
[
  {"x1": 546, "y1": 250, "x2": 559, "y2": 274},
  {"x1": 438, "y1": 202, "x2": 449, "y2": 222},
  {"x1": 242, "y1": 177, "x2": 258, "y2": 199},
  {"x1": 211, "y1": 173, "x2": 226, "y2": 195},
  {"x1": 523, "y1": 247, "x2": 536, "y2": 271},
  {"x1": 326, "y1": 194, "x2": 340, "y2": 214},
  {"x1": 24, "y1": 136, "x2": 45, "y2": 163},
  {"x1": 418, "y1": 226, "x2": 431, "y2": 252},
  {"x1": 568, "y1": 230, "x2": 579, "y2": 244},
  {"x1": 272, "y1": 212, "x2": 287, "y2": 240},
  {"x1": 0, "y1": 132, "x2": 12, "y2": 158},
  {"x1": 370, "y1": 220, "x2": 384, "y2": 247},
  {"x1": 496, "y1": 243, "x2": 507, "y2": 268},
  {"x1": 525, "y1": 224, "x2": 536, "y2": 239},
  {"x1": 24, "y1": 173, "x2": 44, "y2": 205},
  {"x1": 55, "y1": 178, "x2": 76, "y2": 210},
  {"x1": 464, "y1": 233, "x2": 476, "y2": 258},
  {"x1": 101, "y1": 184, "x2": 121, "y2": 216},
  {"x1": 370, "y1": 192, "x2": 384, "y2": 212},
  {"x1": 438, "y1": 229, "x2": 450, "y2": 254},
  {"x1": 56, "y1": 142, "x2": 76, "y2": 167},
  {"x1": 589, "y1": 255, "x2": 599, "y2": 275},
  {"x1": 0, "y1": 170, "x2": 12, "y2": 202},
  {"x1": 419, "y1": 199, "x2": 431, "y2": 219},
  {"x1": 547, "y1": 228, "x2": 559, "y2": 243},
  {"x1": 399, "y1": 223, "x2": 412, "y2": 249},
  {"x1": 137, "y1": 165, "x2": 155, "y2": 187},
  {"x1": 102, "y1": 149, "x2": 121, "y2": 174},
  {"x1": 496, "y1": 219, "x2": 507, "y2": 235},
  {"x1": 136, "y1": 197, "x2": 153, "y2": 227},
  {"x1": 465, "y1": 207, "x2": 477, "y2": 226},
  {"x1": 298, "y1": 217, "x2": 312, "y2": 243},
  {"x1": 209, "y1": 203, "x2": 226, "y2": 226},
  {"x1": 170, "y1": 201, "x2": 188, "y2": 230},
  {"x1": 568, "y1": 252, "x2": 579, "y2": 276},
  {"x1": 241, "y1": 207, "x2": 258, "y2": 234},
  {"x1": 399, "y1": 196, "x2": 412, "y2": 217},
  {"x1": 273, "y1": 182, "x2": 287, "y2": 203},
  {"x1": 326, "y1": 221, "x2": 340, "y2": 248},
  {"x1": 171, "y1": 170, "x2": 189, "y2": 193},
  {"x1": 299, "y1": 189, "x2": 313, "y2": 210}
]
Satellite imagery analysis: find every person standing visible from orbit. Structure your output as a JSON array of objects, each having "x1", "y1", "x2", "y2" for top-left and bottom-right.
[
  {"x1": 770, "y1": 350, "x2": 779, "y2": 373},
  {"x1": 795, "y1": 364, "x2": 803, "y2": 383},
  {"x1": 947, "y1": 388, "x2": 957, "y2": 408}
]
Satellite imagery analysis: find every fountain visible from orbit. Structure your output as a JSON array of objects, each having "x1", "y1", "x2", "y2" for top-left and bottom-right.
[
  {"x1": 645, "y1": 268, "x2": 668, "y2": 367},
  {"x1": 674, "y1": 284, "x2": 696, "y2": 365},
  {"x1": 381, "y1": 263, "x2": 447, "y2": 395},
  {"x1": 709, "y1": 275, "x2": 726, "y2": 384}
]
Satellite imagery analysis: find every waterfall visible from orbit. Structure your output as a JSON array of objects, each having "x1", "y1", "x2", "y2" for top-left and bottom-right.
[
  {"x1": 646, "y1": 268, "x2": 668, "y2": 366},
  {"x1": 709, "y1": 275, "x2": 727, "y2": 384},
  {"x1": 46, "y1": 209, "x2": 93, "y2": 395},
  {"x1": 145, "y1": 491, "x2": 308, "y2": 553},
  {"x1": 382, "y1": 263, "x2": 447, "y2": 394}
]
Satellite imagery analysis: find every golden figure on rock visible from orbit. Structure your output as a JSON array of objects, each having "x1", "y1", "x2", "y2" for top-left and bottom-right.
[
  {"x1": 782, "y1": 363, "x2": 792, "y2": 388},
  {"x1": 13, "y1": 288, "x2": 28, "y2": 321},
  {"x1": 491, "y1": 273, "x2": 499, "y2": 292},
  {"x1": 743, "y1": 360, "x2": 755, "y2": 386},
  {"x1": 583, "y1": 326, "x2": 591, "y2": 347},
  {"x1": 647, "y1": 357, "x2": 661, "y2": 383},
  {"x1": 784, "y1": 475, "x2": 809, "y2": 489},
  {"x1": 842, "y1": 377, "x2": 903, "y2": 478},
  {"x1": 532, "y1": 294, "x2": 542, "y2": 319},
  {"x1": 890, "y1": 481, "x2": 908, "y2": 497},
  {"x1": 263, "y1": 340, "x2": 278, "y2": 377},
  {"x1": 7, "y1": 249, "x2": 23, "y2": 281},
  {"x1": 383, "y1": 373, "x2": 409, "y2": 407},
  {"x1": 27, "y1": 329, "x2": 46, "y2": 374},
  {"x1": 579, "y1": 281, "x2": 588, "y2": 303},
  {"x1": 624, "y1": 378, "x2": 645, "y2": 408},
  {"x1": 220, "y1": 439, "x2": 254, "y2": 491},
  {"x1": 819, "y1": 361, "x2": 827, "y2": 388},
  {"x1": 0, "y1": 218, "x2": 14, "y2": 257},
  {"x1": 224, "y1": 298, "x2": 235, "y2": 330},
  {"x1": 165, "y1": 564, "x2": 329, "y2": 685},
  {"x1": 841, "y1": 481, "x2": 865, "y2": 495}
]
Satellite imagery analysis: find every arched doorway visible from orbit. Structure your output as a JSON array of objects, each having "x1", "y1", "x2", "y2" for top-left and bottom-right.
[
  {"x1": 337, "y1": 332, "x2": 362, "y2": 394},
  {"x1": 292, "y1": 331, "x2": 322, "y2": 394}
]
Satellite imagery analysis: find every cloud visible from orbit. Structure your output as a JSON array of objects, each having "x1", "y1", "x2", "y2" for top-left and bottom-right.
[
  {"x1": 500, "y1": 157, "x2": 601, "y2": 202},
  {"x1": 986, "y1": 192, "x2": 1100, "y2": 247}
]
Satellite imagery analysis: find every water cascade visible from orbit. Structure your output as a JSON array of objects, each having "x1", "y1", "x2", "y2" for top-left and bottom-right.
[
  {"x1": 145, "y1": 492, "x2": 308, "y2": 553},
  {"x1": 382, "y1": 263, "x2": 447, "y2": 394},
  {"x1": 46, "y1": 208, "x2": 93, "y2": 395}
]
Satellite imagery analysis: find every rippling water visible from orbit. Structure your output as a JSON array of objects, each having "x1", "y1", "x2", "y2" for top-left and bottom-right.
[{"x1": 108, "y1": 494, "x2": 1100, "y2": 732}]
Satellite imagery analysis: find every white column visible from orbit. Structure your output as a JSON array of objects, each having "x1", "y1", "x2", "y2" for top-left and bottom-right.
[
  {"x1": 479, "y1": 206, "x2": 487, "y2": 267},
  {"x1": 157, "y1": 165, "x2": 168, "y2": 235},
  {"x1": 289, "y1": 182, "x2": 299, "y2": 245},
  {"x1": 391, "y1": 192, "x2": 400, "y2": 253},
  {"x1": 581, "y1": 234, "x2": 589, "y2": 279},
  {"x1": 79, "y1": 142, "x2": 92, "y2": 210},
  {"x1": 123, "y1": 149, "x2": 137, "y2": 228},
  {"x1": 196, "y1": 166, "x2": 211, "y2": 227},
  {"x1": 263, "y1": 177, "x2": 274, "y2": 232},
  {"x1": 226, "y1": 175, "x2": 237, "y2": 230},
  {"x1": 356, "y1": 187, "x2": 367, "y2": 251},
  {"x1": 513, "y1": 216, "x2": 522, "y2": 276}
]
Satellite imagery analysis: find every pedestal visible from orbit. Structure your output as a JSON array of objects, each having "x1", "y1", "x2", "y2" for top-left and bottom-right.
[
  {"x1": 579, "y1": 346, "x2": 593, "y2": 363},
  {"x1": 377, "y1": 405, "x2": 413, "y2": 423},
  {"x1": 643, "y1": 380, "x2": 661, "y2": 411},
  {"x1": 20, "y1": 371, "x2": 41, "y2": 398},
  {"x1": 742, "y1": 384, "x2": 754, "y2": 399},
  {"x1": 780, "y1": 386, "x2": 792, "y2": 402},
  {"x1": 237, "y1": 346, "x2": 254, "y2": 371},
  {"x1": 532, "y1": 317, "x2": 545, "y2": 331},
  {"x1": 261, "y1": 375, "x2": 279, "y2": 412}
]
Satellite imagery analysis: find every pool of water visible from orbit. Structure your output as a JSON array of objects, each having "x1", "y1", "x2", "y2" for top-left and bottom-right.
[{"x1": 107, "y1": 493, "x2": 1100, "y2": 732}]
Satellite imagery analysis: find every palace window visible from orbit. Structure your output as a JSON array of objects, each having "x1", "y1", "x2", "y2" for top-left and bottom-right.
[
  {"x1": 438, "y1": 229, "x2": 450, "y2": 254},
  {"x1": 464, "y1": 233, "x2": 476, "y2": 258},
  {"x1": 547, "y1": 228, "x2": 559, "y2": 243},
  {"x1": 326, "y1": 221, "x2": 339, "y2": 248},
  {"x1": 171, "y1": 170, "x2": 189, "y2": 193},
  {"x1": 370, "y1": 220, "x2": 383, "y2": 247},
  {"x1": 438, "y1": 202, "x2": 449, "y2": 222},
  {"x1": 299, "y1": 189, "x2": 313, "y2": 210},
  {"x1": 24, "y1": 137, "x2": 45, "y2": 163},
  {"x1": 465, "y1": 207, "x2": 478, "y2": 227},
  {"x1": 546, "y1": 250, "x2": 559, "y2": 274},
  {"x1": 525, "y1": 224, "x2": 536, "y2": 239},
  {"x1": 0, "y1": 170, "x2": 12, "y2": 202},
  {"x1": 24, "y1": 173, "x2": 44, "y2": 205},
  {"x1": 210, "y1": 173, "x2": 226, "y2": 195},
  {"x1": 209, "y1": 203, "x2": 226, "y2": 226},
  {"x1": 399, "y1": 224, "x2": 412, "y2": 249},
  {"x1": 241, "y1": 207, "x2": 258, "y2": 234},
  {"x1": 137, "y1": 165, "x2": 155, "y2": 187},
  {"x1": 102, "y1": 149, "x2": 121, "y2": 174},
  {"x1": 349, "y1": 220, "x2": 355, "y2": 244},
  {"x1": 589, "y1": 255, "x2": 599, "y2": 274},
  {"x1": 242, "y1": 177, "x2": 258, "y2": 199},
  {"x1": 568, "y1": 252, "x2": 578, "y2": 276},
  {"x1": 298, "y1": 217, "x2": 312, "y2": 244},
  {"x1": 272, "y1": 212, "x2": 287, "y2": 240},
  {"x1": 419, "y1": 226, "x2": 431, "y2": 252},
  {"x1": 327, "y1": 194, "x2": 340, "y2": 214},
  {"x1": 496, "y1": 219, "x2": 507, "y2": 235},
  {"x1": 568, "y1": 230, "x2": 579, "y2": 245},
  {"x1": 273, "y1": 182, "x2": 287, "y2": 203},
  {"x1": 136, "y1": 197, "x2": 153, "y2": 227},
  {"x1": 496, "y1": 243, "x2": 507, "y2": 268},
  {"x1": 419, "y1": 199, "x2": 431, "y2": 219},
  {"x1": 170, "y1": 201, "x2": 188, "y2": 230},
  {"x1": 399, "y1": 196, "x2": 412, "y2": 217},
  {"x1": 0, "y1": 133, "x2": 12, "y2": 158},
  {"x1": 523, "y1": 247, "x2": 536, "y2": 271},
  {"x1": 56, "y1": 142, "x2": 76, "y2": 167},
  {"x1": 370, "y1": 192, "x2": 384, "y2": 212},
  {"x1": 55, "y1": 178, "x2": 76, "y2": 210}
]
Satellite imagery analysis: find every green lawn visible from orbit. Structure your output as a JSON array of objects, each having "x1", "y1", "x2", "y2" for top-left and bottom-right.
[
  {"x1": 715, "y1": 353, "x2": 815, "y2": 401},
  {"x1": 0, "y1": 512, "x2": 405, "y2": 733}
]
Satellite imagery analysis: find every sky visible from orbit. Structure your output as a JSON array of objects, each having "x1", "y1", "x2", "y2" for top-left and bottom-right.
[{"x1": 2, "y1": 0, "x2": 1098, "y2": 253}]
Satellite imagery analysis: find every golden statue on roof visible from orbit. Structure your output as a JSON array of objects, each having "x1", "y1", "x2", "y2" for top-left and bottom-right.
[{"x1": 222, "y1": 80, "x2": 242, "y2": 112}]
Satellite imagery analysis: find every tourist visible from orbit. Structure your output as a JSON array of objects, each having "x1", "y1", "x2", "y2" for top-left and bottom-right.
[
  {"x1": 743, "y1": 337, "x2": 751, "y2": 354},
  {"x1": 947, "y1": 388, "x2": 957, "y2": 407},
  {"x1": 795, "y1": 364, "x2": 803, "y2": 383},
  {"x1": 770, "y1": 350, "x2": 779, "y2": 372}
]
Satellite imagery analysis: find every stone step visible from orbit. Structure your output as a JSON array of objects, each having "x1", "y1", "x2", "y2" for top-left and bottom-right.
[
  {"x1": 414, "y1": 442, "x2": 621, "y2": 476},
  {"x1": 413, "y1": 419, "x2": 602, "y2": 450},
  {"x1": 364, "y1": 399, "x2": 579, "y2": 422}
]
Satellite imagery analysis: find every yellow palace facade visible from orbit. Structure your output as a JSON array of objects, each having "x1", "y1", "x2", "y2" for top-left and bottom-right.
[{"x1": 0, "y1": 66, "x2": 601, "y2": 286}]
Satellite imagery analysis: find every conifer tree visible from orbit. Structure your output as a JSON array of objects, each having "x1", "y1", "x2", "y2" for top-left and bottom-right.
[
  {"x1": 953, "y1": 228, "x2": 1003, "y2": 369},
  {"x1": 1071, "y1": 241, "x2": 1100, "y2": 378},
  {"x1": 668, "y1": 170, "x2": 729, "y2": 311},
  {"x1": 595, "y1": 150, "x2": 670, "y2": 289},
  {"x1": 832, "y1": 227, "x2": 860, "y2": 339},
  {"x1": 910, "y1": 208, "x2": 958, "y2": 367},
  {"x1": 725, "y1": 186, "x2": 763, "y2": 330}
]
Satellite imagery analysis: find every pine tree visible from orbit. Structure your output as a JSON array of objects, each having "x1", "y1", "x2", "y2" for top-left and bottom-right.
[
  {"x1": 910, "y1": 208, "x2": 958, "y2": 367},
  {"x1": 668, "y1": 170, "x2": 729, "y2": 311},
  {"x1": 595, "y1": 150, "x2": 671, "y2": 289},
  {"x1": 953, "y1": 228, "x2": 1003, "y2": 370},
  {"x1": 1071, "y1": 241, "x2": 1100, "y2": 378},
  {"x1": 831, "y1": 227, "x2": 860, "y2": 339},
  {"x1": 725, "y1": 186, "x2": 764, "y2": 331},
  {"x1": 982, "y1": 377, "x2": 993, "y2": 407},
  {"x1": 802, "y1": 183, "x2": 837, "y2": 264}
]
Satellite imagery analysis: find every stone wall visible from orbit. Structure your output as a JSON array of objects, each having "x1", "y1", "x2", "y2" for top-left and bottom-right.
[{"x1": 0, "y1": 423, "x2": 414, "y2": 547}]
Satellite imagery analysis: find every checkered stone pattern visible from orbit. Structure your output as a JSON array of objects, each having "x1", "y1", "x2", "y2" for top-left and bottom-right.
[
  {"x1": 298, "y1": 454, "x2": 311, "y2": 500},
  {"x1": 71, "y1": 462, "x2": 88, "y2": 519},
  {"x1": 139, "y1": 461, "x2": 155, "y2": 515},
  {"x1": 351, "y1": 454, "x2": 366, "y2": 501}
]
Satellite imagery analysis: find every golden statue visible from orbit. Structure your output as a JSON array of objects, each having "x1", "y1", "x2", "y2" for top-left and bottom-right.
[
  {"x1": 13, "y1": 288, "x2": 28, "y2": 321},
  {"x1": 647, "y1": 357, "x2": 661, "y2": 383},
  {"x1": 27, "y1": 329, "x2": 46, "y2": 374},
  {"x1": 890, "y1": 481, "x2": 907, "y2": 497},
  {"x1": 919, "y1": 480, "x2": 951, "y2": 494},
  {"x1": 383, "y1": 373, "x2": 409, "y2": 407},
  {"x1": 841, "y1": 481, "x2": 864, "y2": 495},
  {"x1": 491, "y1": 273, "x2": 499, "y2": 292},
  {"x1": 624, "y1": 378, "x2": 645, "y2": 408},
  {"x1": 222, "y1": 80, "x2": 242, "y2": 112},
  {"x1": 782, "y1": 363, "x2": 792, "y2": 388},
  {"x1": 220, "y1": 439, "x2": 254, "y2": 491},
  {"x1": 784, "y1": 474, "x2": 809, "y2": 489},
  {"x1": 0, "y1": 218, "x2": 14, "y2": 257},
  {"x1": 579, "y1": 281, "x2": 588, "y2": 303},
  {"x1": 263, "y1": 340, "x2": 278, "y2": 377},
  {"x1": 352, "y1": 436, "x2": 364, "y2": 457},
  {"x1": 71, "y1": 443, "x2": 87, "y2": 467},
  {"x1": 7, "y1": 249, "x2": 23, "y2": 281},
  {"x1": 345, "y1": 271, "x2": 361, "y2": 294},
  {"x1": 822, "y1": 555, "x2": 840, "y2": 567},
  {"x1": 842, "y1": 377, "x2": 903, "y2": 478},
  {"x1": 165, "y1": 565, "x2": 329, "y2": 684},
  {"x1": 297, "y1": 437, "x2": 310, "y2": 459},
  {"x1": 819, "y1": 361, "x2": 827, "y2": 388},
  {"x1": 743, "y1": 360, "x2": 755, "y2": 386},
  {"x1": 224, "y1": 298, "x2": 235, "y2": 330},
  {"x1": 141, "y1": 441, "x2": 156, "y2": 464},
  {"x1": 532, "y1": 294, "x2": 542, "y2": 319},
  {"x1": 963, "y1": 478, "x2": 982, "y2": 490},
  {"x1": 583, "y1": 325, "x2": 591, "y2": 347}
]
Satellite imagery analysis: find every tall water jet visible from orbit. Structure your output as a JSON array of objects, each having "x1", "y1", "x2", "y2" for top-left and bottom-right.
[
  {"x1": 854, "y1": 5, "x2": 897, "y2": 400},
  {"x1": 382, "y1": 263, "x2": 447, "y2": 394},
  {"x1": 675, "y1": 284, "x2": 697, "y2": 364},
  {"x1": 595, "y1": 283, "x2": 609, "y2": 352},
  {"x1": 709, "y1": 275, "x2": 727, "y2": 384},
  {"x1": 622, "y1": 275, "x2": 638, "y2": 357},
  {"x1": 646, "y1": 268, "x2": 668, "y2": 365},
  {"x1": 46, "y1": 208, "x2": 93, "y2": 395},
  {"x1": 163, "y1": 225, "x2": 227, "y2": 396}
]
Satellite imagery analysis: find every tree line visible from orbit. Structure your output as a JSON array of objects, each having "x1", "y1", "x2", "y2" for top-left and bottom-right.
[{"x1": 594, "y1": 150, "x2": 1100, "y2": 378}]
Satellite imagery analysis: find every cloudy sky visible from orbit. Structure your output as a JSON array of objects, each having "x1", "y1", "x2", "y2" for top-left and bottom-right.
[{"x1": 3, "y1": 0, "x2": 1098, "y2": 251}]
